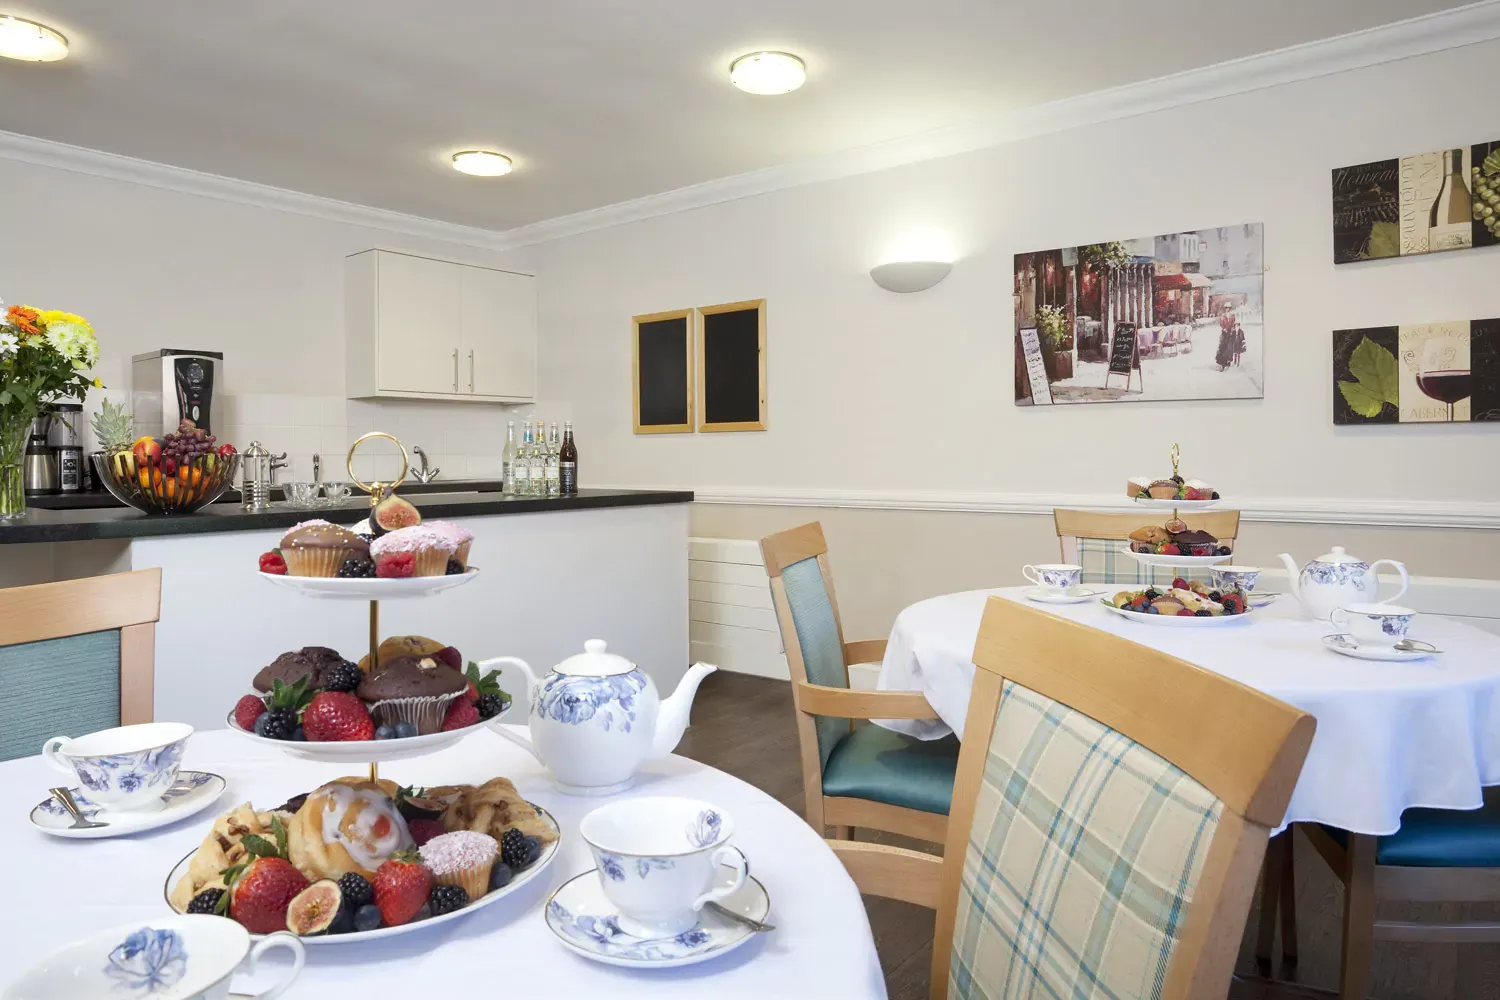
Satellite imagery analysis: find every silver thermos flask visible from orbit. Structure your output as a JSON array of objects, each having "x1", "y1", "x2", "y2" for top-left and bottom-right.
[{"x1": 23, "y1": 413, "x2": 58, "y2": 496}]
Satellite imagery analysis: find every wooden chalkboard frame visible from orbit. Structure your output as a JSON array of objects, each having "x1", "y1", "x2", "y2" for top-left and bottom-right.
[
  {"x1": 697, "y1": 299, "x2": 767, "y2": 432},
  {"x1": 632, "y1": 309, "x2": 695, "y2": 434},
  {"x1": 1105, "y1": 321, "x2": 1143, "y2": 393}
]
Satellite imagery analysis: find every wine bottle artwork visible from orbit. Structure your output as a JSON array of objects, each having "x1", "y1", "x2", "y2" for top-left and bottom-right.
[
  {"x1": 1334, "y1": 319, "x2": 1495, "y2": 427},
  {"x1": 1333, "y1": 139, "x2": 1499, "y2": 263},
  {"x1": 1428, "y1": 148, "x2": 1473, "y2": 253}
]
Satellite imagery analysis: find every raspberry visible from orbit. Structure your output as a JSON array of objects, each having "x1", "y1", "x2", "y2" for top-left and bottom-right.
[
  {"x1": 259, "y1": 550, "x2": 287, "y2": 575},
  {"x1": 376, "y1": 552, "x2": 415, "y2": 578},
  {"x1": 1172, "y1": 578, "x2": 1189, "y2": 591},
  {"x1": 233, "y1": 694, "x2": 267, "y2": 731},
  {"x1": 442, "y1": 698, "x2": 480, "y2": 731},
  {"x1": 1177, "y1": 609, "x2": 1196, "y2": 616},
  {"x1": 408, "y1": 818, "x2": 445, "y2": 846}
]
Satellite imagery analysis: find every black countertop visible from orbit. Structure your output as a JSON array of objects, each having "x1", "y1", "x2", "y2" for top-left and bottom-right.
[
  {"x1": 0, "y1": 488, "x2": 694, "y2": 544},
  {"x1": 25, "y1": 478, "x2": 515, "y2": 510}
]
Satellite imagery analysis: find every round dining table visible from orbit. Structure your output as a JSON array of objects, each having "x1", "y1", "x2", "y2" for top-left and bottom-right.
[
  {"x1": 876, "y1": 586, "x2": 1500, "y2": 836},
  {"x1": 0, "y1": 727, "x2": 885, "y2": 998}
]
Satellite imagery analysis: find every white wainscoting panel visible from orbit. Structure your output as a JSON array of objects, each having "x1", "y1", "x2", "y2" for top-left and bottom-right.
[{"x1": 689, "y1": 537, "x2": 789, "y2": 680}]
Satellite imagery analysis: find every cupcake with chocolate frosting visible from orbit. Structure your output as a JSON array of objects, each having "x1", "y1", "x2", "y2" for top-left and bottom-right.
[
  {"x1": 253, "y1": 646, "x2": 349, "y2": 693},
  {"x1": 280, "y1": 519, "x2": 369, "y2": 577},
  {"x1": 357, "y1": 652, "x2": 467, "y2": 733}
]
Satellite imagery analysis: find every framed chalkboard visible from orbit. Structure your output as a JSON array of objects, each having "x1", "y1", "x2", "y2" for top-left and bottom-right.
[
  {"x1": 1106, "y1": 322, "x2": 1142, "y2": 392},
  {"x1": 698, "y1": 299, "x2": 766, "y2": 432},
  {"x1": 632, "y1": 309, "x2": 694, "y2": 433}
]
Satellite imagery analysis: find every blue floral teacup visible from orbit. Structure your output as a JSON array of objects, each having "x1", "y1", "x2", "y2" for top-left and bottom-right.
[
  {"x1": 42, "y1": 722, "x2": 193, "y2": 813},
  {"x1": 1331, "y1": 603, "x2": 1416, "y2": 648},
  {"x1": 1022, "y1": 563, "x2": 1083, "y2": 595},
  {"x1": 1210, "y1": 565, "x2": 1261, "y2": 594},
  {"x1": 580, "y1": 797, "x2": 748, "y2": 939},
  {"x1": 0, "y1": 914, "x2": 303, "y2": 1000}
]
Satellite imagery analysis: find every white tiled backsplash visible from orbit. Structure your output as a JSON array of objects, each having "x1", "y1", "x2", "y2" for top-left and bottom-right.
[{"x1": 88, "y1": 391, "x2": 565, "y2": 486}]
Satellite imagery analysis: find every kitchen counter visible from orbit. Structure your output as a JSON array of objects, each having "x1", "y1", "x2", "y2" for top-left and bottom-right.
[
  {"x1": 0, "y1": 488, "x2": 693, "y2": 543},
  {"x1": 23, "y1": 477, "x2": 517, "y2": 511}
]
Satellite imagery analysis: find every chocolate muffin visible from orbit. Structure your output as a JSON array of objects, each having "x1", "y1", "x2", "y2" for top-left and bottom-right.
[
  {"x1": 254, "y1": 646, "x2": 350, "y2": 693},
  {"x1": 1169, "y1": 528, "x2": 1220, "y2": 556},
  {"x1": 358, "y1": 654, "x2": 467, "y2": 734},
  {"x1": 279, "y1": 520, "x2": 370, "y2": 578}
]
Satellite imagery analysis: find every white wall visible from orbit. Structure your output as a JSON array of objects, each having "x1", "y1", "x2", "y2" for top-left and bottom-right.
[{"x1": 502, "y1": 40, "x2": 1500, "y2": 513}]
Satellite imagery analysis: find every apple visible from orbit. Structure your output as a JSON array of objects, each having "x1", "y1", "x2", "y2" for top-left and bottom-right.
[{"x1": 132, "y1": 436, "x2": 162, "y2": 467}]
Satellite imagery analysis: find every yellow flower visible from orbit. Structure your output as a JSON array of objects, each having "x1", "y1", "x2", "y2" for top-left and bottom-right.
[
  {"x1": 36, "y1": 310, "x2": 93, "y2": 334},
  {"x1": 92, "y1": 377, "x2": 104, "y2": 388}
]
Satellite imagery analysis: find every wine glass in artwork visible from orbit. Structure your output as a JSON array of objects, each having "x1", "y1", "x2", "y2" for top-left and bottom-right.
[{"x1": 1416, "y1": 337, "x2": 1471, "y2": 422}]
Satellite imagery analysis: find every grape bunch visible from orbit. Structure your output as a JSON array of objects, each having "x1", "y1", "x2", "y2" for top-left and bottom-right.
[
  {"x1": 159, "y1": 419, "x2": 218, "y2": 475},
  {"x1": 1471, "y1": 149, "x2": 1500, "y2": 240}
]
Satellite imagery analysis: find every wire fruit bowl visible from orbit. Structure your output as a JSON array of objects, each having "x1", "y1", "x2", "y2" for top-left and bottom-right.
[{"x1": 92, "y1": 450, "x2": 241, "y2": 514}]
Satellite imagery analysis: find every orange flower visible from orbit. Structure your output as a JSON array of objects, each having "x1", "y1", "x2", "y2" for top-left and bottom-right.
[{"x1": 6, "y1": 304, "x2": 41, "y2": 336}]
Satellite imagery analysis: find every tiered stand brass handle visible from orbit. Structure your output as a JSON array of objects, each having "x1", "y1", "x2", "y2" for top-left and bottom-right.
[{"x1": 346, "y1": 432, "x2": 411, "y2": 781}]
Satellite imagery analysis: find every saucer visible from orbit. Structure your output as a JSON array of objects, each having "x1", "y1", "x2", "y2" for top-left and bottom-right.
[
  {"x1": 1022, "y1": 586, "x2": 1105, "y2": 605},
  {"x1": 30, "y1": 771, "x2": 226, "y2": 839},
  {"x1": 545, "y1": 867, "x2": 770, "y2": 969},
  {"x1": 1322, "y1": 634, "x2": 1436, "y2": 662}
]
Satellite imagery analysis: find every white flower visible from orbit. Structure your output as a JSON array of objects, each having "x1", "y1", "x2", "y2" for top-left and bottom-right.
[
  {"x1": 0, "y1": 330, "x2": 17, "y2": 358},
  {"x1": 44, "y1": 320, "x2": 99, "y2": 369}
]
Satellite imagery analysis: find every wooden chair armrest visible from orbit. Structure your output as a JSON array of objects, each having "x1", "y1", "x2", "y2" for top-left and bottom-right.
[
  {"x1": 795, "y1": 682, "x2": 938, "y2": 720},
  {"x1": 828, "y1": 840, "x2": 942, "y2": 909},
  {"x1": 842, "y1": 638, "x2": 888, "y2": 664}
]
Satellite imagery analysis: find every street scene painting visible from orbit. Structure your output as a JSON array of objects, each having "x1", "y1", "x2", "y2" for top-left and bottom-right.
[
  {"x1": 1333, "y1": 318, "x2": 1499, "y2": 425},
  {"x1": 1013, "y1": 224, "x2": 1264, "y2": 406},
  {"x1": 1332, "y1": 140, "x2": 1500, "y2": 264}
]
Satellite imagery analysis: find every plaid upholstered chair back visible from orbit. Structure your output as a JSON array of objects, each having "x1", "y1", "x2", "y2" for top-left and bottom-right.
[
  {"x1": 1053, "y1": 509, "x2": 1241, "y2": 588},
  {"x1": 935, "y1": 598, "x2": 1313, "y2": 999}
]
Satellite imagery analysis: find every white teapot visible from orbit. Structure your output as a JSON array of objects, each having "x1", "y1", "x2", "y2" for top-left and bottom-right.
[
  {"x1": 490, "y1": 640, "x2": 716, "y2": 795},
  {"x1": 1278, "y1": 547, "x2": 1409, "y2": 622}
]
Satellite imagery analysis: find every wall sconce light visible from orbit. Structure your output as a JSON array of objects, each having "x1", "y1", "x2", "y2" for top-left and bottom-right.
[{"x1": 869, "y1": 261, "x2": 952, "y2": 293}]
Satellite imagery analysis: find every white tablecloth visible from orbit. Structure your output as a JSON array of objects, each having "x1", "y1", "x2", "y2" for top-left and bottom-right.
[
  {"x1": 0, "y1": 728, "x2": 884, "y2": 999},
  {"x1": 877, "y1": 587, "x2": 1500, "y2": 836}
]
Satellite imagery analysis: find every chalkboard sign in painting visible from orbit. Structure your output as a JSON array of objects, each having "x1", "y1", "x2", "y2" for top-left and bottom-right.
[
  {"x1": 698, "y1": 299, "x2": 766, "y2": 432},
  {"x1": 1013, "y1": 223, "x2": 1263, "y2": 406},
  {"x1": 1017, "y1": 328, "x2": 1052, "y2": 405},
  {"x1": 1333, "y1": 318, "x2": 1498, "y2": 425},
  {"x1": 1332, "y1": 140, "x2": 1499, "y2": 264},
  {"x1": 633, "y1": 309, "x2": 693, "y2": 434}
]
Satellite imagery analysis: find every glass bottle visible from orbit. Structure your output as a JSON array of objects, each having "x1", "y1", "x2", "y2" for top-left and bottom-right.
[
  {"x1": 545, "y1": 421, "x2": 561, "y2": 497},
  {"x1": 559, "y1": 421, "x2": 578, "y2": 495},
  {"x1": 501, "y1": 420, "x2": 517, "y2": 495},
  {"x1": 515, "y1": 422, "x2": 533, "y2": 496}
]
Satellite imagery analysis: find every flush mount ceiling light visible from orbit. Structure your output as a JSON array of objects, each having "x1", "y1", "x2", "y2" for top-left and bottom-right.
[
  {"x1": 451, "y1": 150, "x2": 513, "y2": 176},
  {"x1": 729, "y1": 51, "x2": 805, "y2": 95},
  {"x1": 0, "y1": 15, "x2": 68, "y2": 61},
  {"x1": 870, "y1": 261, "x2": 953, "y2": 294}
]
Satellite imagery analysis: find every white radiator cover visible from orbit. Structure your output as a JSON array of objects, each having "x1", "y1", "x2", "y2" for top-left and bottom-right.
[{"x1": 689, "y1": 537, "x2": 789, "y2": 680}]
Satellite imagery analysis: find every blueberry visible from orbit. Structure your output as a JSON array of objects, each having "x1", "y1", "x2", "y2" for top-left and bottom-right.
[
  {"x1": 489, "y1": 862, "x2": 514, "y2": 890},
  {"x1": 393, "y1": 721, "x2": 418, "y2": 739},
  {"x1": 253, "y1": 714, "x2": 273, "y2": 737},
  {"x1": 291, "y1": 726, "x2": 306, "y2": 742},
  {"x1": 412, "y1": 903, "x2": 432, "y2": 922},
  {"x1": 374, "y1": 725, "x2": 395, "y2": 740},
  {"x1": 353, "y1": 904, "x2": 383, "y2": 932},
  {"x1": 1146, "y1": 605, "x2": 1160, "y2": 614}
]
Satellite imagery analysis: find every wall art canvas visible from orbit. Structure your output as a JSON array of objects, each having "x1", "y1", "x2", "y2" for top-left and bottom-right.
[
  {"x1": 1013, "y1": 224, "x2": 1263, "y2": 406},
  {"x1": 1332, "y1": 140, "x2": 1500, "y2": 264},
  {"x1": 1333, "y1": 318, "x2": 1499, "y2": 425}
]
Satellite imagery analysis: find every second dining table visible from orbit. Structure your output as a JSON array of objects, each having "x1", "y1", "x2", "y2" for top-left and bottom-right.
[{"x1": 875, "y1": 586, "x2": 1500, "y2": 836}]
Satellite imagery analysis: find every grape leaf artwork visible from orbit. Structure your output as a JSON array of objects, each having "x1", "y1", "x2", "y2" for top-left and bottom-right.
[
  {"x1": 1333, "y1": 320, "x2": 1499, "y2": 425},
  {"x1": 1337, "y1": 336, "x2": 1399, "y2": 418}
]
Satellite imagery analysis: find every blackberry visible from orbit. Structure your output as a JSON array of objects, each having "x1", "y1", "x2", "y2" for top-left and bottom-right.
[
  {"x1": 255, "y1": 709, "x2": 298, "y2": 741},
  {"x1": 446, "y1": 559, "x2": 464, "y2": 575},
  {"x1": 1208, "y1": 591, "x2": 1223, "y2": 602},
  {"x1": 323, "y1": 661, "x2": 363, "y2": 694},
  {"x1": 338, "y1": 873, "x2": 373, "y2": 908},
  {"x1": 428, "y1": 884, "x2": 469, "y2": 915},
  {"x1": 187, "y1": 888, "x2": 225, "y2": 914},
  {"x1": 337, "y1": 557, "x2": 376, "y2": 578},
  {"x1": 1195, "y1": 609, "x2": 1213, "y2": 617},
  {"x1": 1217, "y1": 546, "x2": 1232, "y2": 556},
  {"x1": 500, "y1": 828, "x2": 529, "y2": 869},
  {"x1": 1170, "y1": 475, "x2": 1184, "y2": 485},
  {"x1": 1143, "y1": 588, "x2": 1160, "y2": 600},
  {"x1": 476, "y1": 693, "x2": 507, "y2": 720},
  {"x1": 1210, "y1": 491, "x2": 1221, "y2": 500}
]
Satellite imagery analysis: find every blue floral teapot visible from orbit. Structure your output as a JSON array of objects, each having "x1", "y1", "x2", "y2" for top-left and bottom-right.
[
  {"x1": 1278, "y1": 547, "x2": 1409, "y2": 622},
  {"x1": 493, "y1": 640, "x2": 716, "y2": 795}
]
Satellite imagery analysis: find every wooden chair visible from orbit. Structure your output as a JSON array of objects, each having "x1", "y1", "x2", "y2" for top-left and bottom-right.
[
  {"x1": 0, "y1": 569, "x2": 161, "y2": 761},
  {"x1": 760, "y1": 522, "x2": 958, "y2": 844},
  {"x1": 831, "y1": 597, "x2": 1315, "y2": 999},
  {"x1": 1053, "y1": 508, "x2": 1241, "y2": 588},
  {"x1": 1303, "y1": 797, "x2": 1500, "y2": 999}
]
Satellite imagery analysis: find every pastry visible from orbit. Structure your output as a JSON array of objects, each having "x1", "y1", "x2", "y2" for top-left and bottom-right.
[
  {"x1": 280, "y1": 520, "x2": 370, "y2": 578},
  {"x1": 287, "y1": 779, "x2": 413, "y2": 881},
  {"x1": 430, "y1": 777, "x2": 559, "y2": 846},
  {"x1": 370, "y1": 525, "x2": 458, "y2": 578},
  {"x1": 169, "y1": 802, "x2": 292, "y2": 912},
  {"x1": 419, "y1": 831, "x2": 497, "y2": 899},
  {"x1": 1129, "y1": 526, "x2": 1169, "y2": 545},
  {"x1": 356, "y1": 634, "x2": 446, "y2": 673},
  {"x1": 356, "y1": 653, "x2": 466, "y2": 734},
  {"x1": 1171, "y1": 587, "x2": 1223, "y2": 613},
  {"x1": 1145, "y1": 478, "x2": 1180, "y2": 500},
  {"x1": 1169, "y1": 528, "x2": 1220, "y2": 557},
  {"x1": 426, "y1": 520, "x2": 473, "y2": 569},
  {"x1": 253, "y1": 646, "x2": 350, "y2": 693},
  {"x1": 1126, "y1": 475, "x2": 1152, "y2": 499}
]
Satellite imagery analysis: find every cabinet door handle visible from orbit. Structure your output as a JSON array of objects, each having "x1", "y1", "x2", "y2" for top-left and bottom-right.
[
  {"x1": 452, "y1": 349, "x2": 459, "y2": 391},
  {"x1": 468, "y1": 349, "x2": 475, "y2": 393}
]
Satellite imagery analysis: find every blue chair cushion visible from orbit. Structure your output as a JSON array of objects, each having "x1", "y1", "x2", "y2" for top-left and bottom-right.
[
  {"x1": 821, "y1": 724, "x2": 960, "y2": 816},
  {"x1": 780, "y1": 555, "x2": 850, "y2": 771},
  {"x1": 0, "y1": 630, "x2": 122, "y2": 762},
  {"x1": 1326, "y1": 786, "x2": 1500, "y2": 867}
]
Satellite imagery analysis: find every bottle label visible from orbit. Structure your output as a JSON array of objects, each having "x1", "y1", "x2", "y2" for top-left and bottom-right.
[
  {"x1": 560, "y1": 462, "x2": 577, "y2": 494},
  {"x1": 1429, "y1": 222, "x2": 1472, "y2": 252}
]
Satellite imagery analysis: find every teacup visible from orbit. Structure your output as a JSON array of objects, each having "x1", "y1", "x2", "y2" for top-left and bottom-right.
[
  {"x1": 1331, "y1": 603, "x2": 1416, "y2": 647},
  {"x1": 580, "y1": 796, "x2": 748, "y2": 939},
  {"x1": 1, "y1": 915, "x2": 304, "y2": 1000},
  {"x1": 1022, "y1": 563, "x2": 1083, "y2": 595},
  {"x1": 1210, "y1": 565, "x2": 1261, "y2": 594},
  {"x1": 42, "y1": 722, "x2": 193, "y2": 813}
]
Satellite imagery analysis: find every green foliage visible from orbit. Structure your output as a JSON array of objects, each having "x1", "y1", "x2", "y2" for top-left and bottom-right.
[
  {"x1": 1338, "y1": 335, "x2": 1400, "y2": 418},
  {"x1": 1035, "y1": 304, "x2": 1070, "y2": 349},
  {"x1": 1078, "y1": 241, "x2": 1131, "y2": 270},
  {"x1": 1366, "y1": 222, "x2": 1400, "y2": 260}
]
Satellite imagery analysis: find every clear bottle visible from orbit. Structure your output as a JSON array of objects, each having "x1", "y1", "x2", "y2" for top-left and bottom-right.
[
  {"x1": 515, "y1": 422, "x2": 533, "y2": 496},
  {"x1": 544, "y1": 421, "x2": 561, "y2": 497},
  {"x1": 527, "y1": 420, "x2": 546, "y2": 496},
  {"x1": 501, "y1": 420, "x2": 517, "y2": 495},
  {"x1": 559, "y1": 421, "x2": 578, "y2": 495}
]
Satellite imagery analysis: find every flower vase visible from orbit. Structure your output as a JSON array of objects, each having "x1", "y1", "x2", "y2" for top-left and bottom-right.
[{"x1": 0, "y1": 412, "x2": 27, "y2": 519}]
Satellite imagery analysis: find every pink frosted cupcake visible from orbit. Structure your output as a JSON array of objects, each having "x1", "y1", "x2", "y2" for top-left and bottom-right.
[
  {"x1": 371, "y1": 525, "x2": 457, "y2": 577},
  {"x1": 420, "y1": 831, "x2": 498, "y2": 899},
  {"x1": 426, "y1": 520, "x2": 473, "y2": 569}
]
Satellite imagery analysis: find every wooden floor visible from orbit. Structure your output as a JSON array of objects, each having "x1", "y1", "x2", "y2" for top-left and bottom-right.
[{"x1": 676, "y1": 670, "x2": 1500, "y2": 1000}]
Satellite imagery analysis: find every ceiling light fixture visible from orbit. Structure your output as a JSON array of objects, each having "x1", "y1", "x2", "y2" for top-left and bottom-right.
[
  {"x1": 0, "y1": 15, "x2": 68, "y2": 61},
  {"x1": 451, "y1": 150, "x2": 513, "y2": 176},
  {"x1": 729, "y1": 51, "x2": 805, "y2": 95}
]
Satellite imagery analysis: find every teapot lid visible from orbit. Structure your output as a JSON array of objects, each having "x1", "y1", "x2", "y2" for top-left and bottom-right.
[
  {"x1": 1313, "y1": 545, "x2": 1364, "y2": 565},
  {"x1": 556, "y1": 639, "x2": 636, "y2": 678}
]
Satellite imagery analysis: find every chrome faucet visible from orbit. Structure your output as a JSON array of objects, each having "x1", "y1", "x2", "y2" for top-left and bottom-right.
[
  {"x1": 411, "y1": 446, "x2": 440, "y2": 484},
  {"x1": 312, "y1": 453, "x2": 321, "y2": 483}
]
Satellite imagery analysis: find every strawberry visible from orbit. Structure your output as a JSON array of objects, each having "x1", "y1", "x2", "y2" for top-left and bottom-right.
[
  {"x1": 301, "y1": 691, "x2": 375, "y2": 742},
  {"x1": 407, "y1": 818, "x2": 445, "y2": 846},
  {"x1": 233, "y1": 695, "x2": 267, "y2": 731},
  {"x1": 376, "y1": 552, "x2": 415, "y2": 578},
  {"x1": 259, "y1": 550, "x2": 287, "y2": 575},
  {"x1": 1172, "y1": 578, "x2": 1190, "y2": 591},
  {"x1": 433, "y1": 646, "x2": 463, "y2": 671},
  {"x1": 1159, "y1": 543, "x2": 1181, "y2": 556},
  {"x1": 218, "y1": 443, "x2": 237, "y2": 457},
  {"x1": 1177, "y1": 609, "x2": 1197, "y2": 617},
  {"x1": 373, "y1": 850, "x2": 433, "y2": 927},
  {"x1": 442, "y1": 698, "x2": 480, "y2": 731},
  {"x1": 223, "y1": 816, "x2": 308, "y2": 933}
]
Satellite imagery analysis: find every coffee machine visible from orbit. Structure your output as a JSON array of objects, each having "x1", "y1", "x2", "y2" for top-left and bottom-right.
[
  {"x1": 131, "y1": 350, "x2": 223, "y2": 437},
  {"x1": 22, "y1": 413, "x2": 56, "y2": 496}
]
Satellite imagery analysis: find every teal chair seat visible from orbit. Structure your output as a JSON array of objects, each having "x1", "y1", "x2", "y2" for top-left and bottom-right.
[
  {"x1": 1327, "y1": 786, "x2": 1500, "y2": 867},
  {"x1": 821, "y1": 725, "x2": 960, "y2": 816},
  {"x1": 0, "y1": 631, "x2": 122, "y2": 762}
]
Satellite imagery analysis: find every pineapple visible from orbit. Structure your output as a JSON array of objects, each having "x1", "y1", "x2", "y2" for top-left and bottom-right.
[{"x1": 91, "y1": 398, "x2": 136, "y2": 481}]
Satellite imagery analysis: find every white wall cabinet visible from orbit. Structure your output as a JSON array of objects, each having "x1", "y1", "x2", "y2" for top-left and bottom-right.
[{"x1": 346, "y1": 249, "x2": 536, "y2": 402}]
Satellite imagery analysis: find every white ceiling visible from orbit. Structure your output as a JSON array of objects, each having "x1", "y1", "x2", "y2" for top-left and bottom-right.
[{"x1": 0, "y1": 1, "x2": 1475, "y2": 230}]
